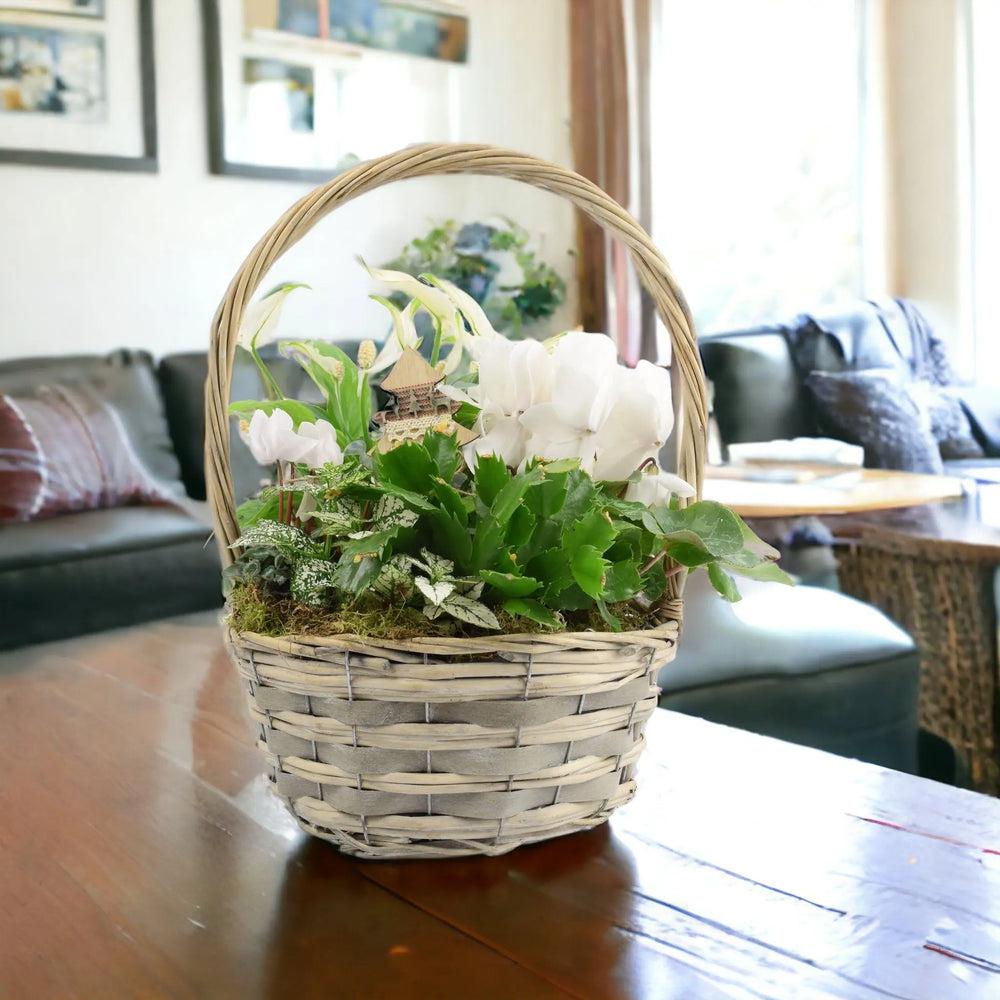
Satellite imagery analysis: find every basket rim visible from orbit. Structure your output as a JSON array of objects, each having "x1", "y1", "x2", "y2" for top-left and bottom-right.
[{"x1": 227, "y1": 612, "x2": 681, "y2": 656}]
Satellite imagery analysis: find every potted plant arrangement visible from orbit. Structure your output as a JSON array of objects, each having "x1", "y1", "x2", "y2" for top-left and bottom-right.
[{"x1": 208, "y1": 144, "x2": 790, "y2": 860}]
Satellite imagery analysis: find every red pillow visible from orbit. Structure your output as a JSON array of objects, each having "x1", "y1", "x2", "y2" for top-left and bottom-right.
[{"x1": 0, "y1": 383, "x2": 174, "y2": 523}]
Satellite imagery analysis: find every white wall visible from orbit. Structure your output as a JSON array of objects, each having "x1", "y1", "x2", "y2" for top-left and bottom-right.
[{"x1": 0, "y1": 0, "x2": 576, "y2": 361}]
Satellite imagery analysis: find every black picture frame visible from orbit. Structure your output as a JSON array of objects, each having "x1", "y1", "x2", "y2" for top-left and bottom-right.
[
  {"x1": 0, "y1": 0, "x2": 157, "y2": 172},
  {"x1": 201, "y1": 0, "x2": 346, "y2": 184}
]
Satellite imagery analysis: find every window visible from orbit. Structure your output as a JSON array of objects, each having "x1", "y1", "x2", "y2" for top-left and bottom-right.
[
  {"x1": 970, "y1": 0, "x2": 1000, "y2": 373},
  {"x1": 651, "y1": 0, "x2": 869, "y2": 334}
]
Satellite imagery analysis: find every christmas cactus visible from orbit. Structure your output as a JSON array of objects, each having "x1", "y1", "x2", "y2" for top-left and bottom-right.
[{"x1": 225, "y1": 265, "x2": 791, "y2": 637}]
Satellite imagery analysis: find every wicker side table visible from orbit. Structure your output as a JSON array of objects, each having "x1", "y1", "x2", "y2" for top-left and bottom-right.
[{"x1": 836, "y1": 530, "x2": 1000, "y2": 794}]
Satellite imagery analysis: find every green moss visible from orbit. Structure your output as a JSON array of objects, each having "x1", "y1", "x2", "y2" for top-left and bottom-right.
[{"x1": 227, "y1": 582, "x2": 658, "y2": 640}]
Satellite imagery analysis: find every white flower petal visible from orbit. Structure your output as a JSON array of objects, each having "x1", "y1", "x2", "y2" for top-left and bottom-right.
[
  {"x1": 238, "y1": 283, "x2": 308, "y2": 350},
  {"x1": 422, "y1": 274, "x2": 499, "y2": 340}
]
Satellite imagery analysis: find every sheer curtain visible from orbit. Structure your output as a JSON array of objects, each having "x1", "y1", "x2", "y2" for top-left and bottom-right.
[{"x1": 650, "y1": 0, "x2": 870, "y2": 338}]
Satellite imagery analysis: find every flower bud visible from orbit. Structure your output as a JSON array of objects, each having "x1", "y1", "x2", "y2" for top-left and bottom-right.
[{"x1": 357, "y1": 339, "x2": 377, "y2": 370}]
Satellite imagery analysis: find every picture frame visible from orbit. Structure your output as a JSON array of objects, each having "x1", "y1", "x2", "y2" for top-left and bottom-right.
[
  {"x1": 0, "y1": 0, "x2": 157, "y2": 172},
  {"x1": 203, "y1": 0, "x2": 465, "y2": 184},
  {"x1": 1, "y1": 1, "x2": 104, "y2": 18}
]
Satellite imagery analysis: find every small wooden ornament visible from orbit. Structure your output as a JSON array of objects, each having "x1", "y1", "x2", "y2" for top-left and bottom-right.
[{"x1": 373, "y1": 348, "x2": 478, "y2": 454}]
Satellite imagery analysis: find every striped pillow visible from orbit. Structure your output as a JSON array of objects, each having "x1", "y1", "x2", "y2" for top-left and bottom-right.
[{"x1": 0, "y1": 382, "x2": 173, "y2": 522}]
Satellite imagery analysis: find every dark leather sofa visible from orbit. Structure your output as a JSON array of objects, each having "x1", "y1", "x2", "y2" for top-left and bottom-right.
[
  {"x1": 0, "y1": 343, "x2": 922, "y2": 774},
  {"x1": 699, "y1": 298, "x2": 1000, "y2": 480}
]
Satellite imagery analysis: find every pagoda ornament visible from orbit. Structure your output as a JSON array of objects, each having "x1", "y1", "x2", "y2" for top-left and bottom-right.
[{"x1": 373, "y1": 348, "x2": 478, "y2": 454}]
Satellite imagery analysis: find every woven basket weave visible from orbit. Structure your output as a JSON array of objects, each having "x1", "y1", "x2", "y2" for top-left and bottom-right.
[{"x1": 207, "y1": 143, "x2": 707, "y2": 859}]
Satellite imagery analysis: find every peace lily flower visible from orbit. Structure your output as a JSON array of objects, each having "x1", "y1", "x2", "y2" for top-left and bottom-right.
[
  {"x1": 237, "y1": 283, "x2": 309, "y2": 400},
  {"x1": 625, "y1": 464, "x2": 696, "y2": 506},
  {"x1": 245, "y1": 409, "x2": 343, "y2": 468},
  {"x1": 367, "y1": 296, "x2": 420, "y2": 373},
  {"x1": 443, "y1": 337, "x2": 553, "y2": 468},
  {"x1": 238, "y1": 283, "x2": 310, "y2": 351},
  {"x1": 519, "y1": 334, "x2": 675, "y2": 481}
]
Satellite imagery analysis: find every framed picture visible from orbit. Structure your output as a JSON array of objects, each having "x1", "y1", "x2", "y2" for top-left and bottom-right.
[
  {"x1": 204, "y1": 0, "x2": 464, "y2": 182},
  {"x1": 1, "y1": 1, "x2": 104, "y2": 17},
  {"x1": 0, "y1": 0, "x2": 156, "y2": 171}
]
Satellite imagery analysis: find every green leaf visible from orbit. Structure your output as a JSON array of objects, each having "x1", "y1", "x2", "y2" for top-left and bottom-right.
[
  {"x1": 332, "y1": 553, "x2": 381, "y2": 595},
  {"x1": 720, "y1": 554, "x2": 795, "y2": 586},
  {"x1": 502, "y1": 597, "x2": 562, "y2": 629},
  {"x1": 429, "y1": 477, "x2": 469, "y2": 526},
  {"x1": 440, "y1": 594, "x2": 501, "y2": 630},
  {"x1": 415, "y1": 548, "x2": 455, "y2": 581},
  {"x1": 602, "y1": 561, "x2": 643, "y2": 602},
  {"x1": 525, "y1": 469, "x2": 568, "y2": 518},
  {"x1": 596, "y1": 598, "x2": 622, "y2": 632},
  {"x1": 228, "y1": 398, "x2": 323, "y2": 426},
  {"x1": 371, "y1": 556, "x2": 415, "y2": 602},
  {"x1": 232, "y1": 521, "x2": 316, "y2": 557},
  {"x1": 524, "y1": 548, "x2": 573, "y2": 596},
  {"x1": 570, "y1": 544, "x2": 609, "y2": 599},
  {"x1": 453, "y1": 401, "x2": 480, "y2": 429},
  {"x1": 641, "y1": 562, "x2": 668, "y2": 603},
  {"x1": 376, "y1": 441, "x2": 435, "y2": 494},
  {"x1": 374, "y1": 481, "x2": 437, "y2": 513},
  {"x1": 337, "y1": 527, "x2": 400, "y2": 559},
  {"x1": 291, "y1": 558, "x2": 338, "y2": 605},
  {"x1": 558, "y1": 470, "x2": 596, "y2": 524},
  {"x1": 645, "y1": 501, "x2": 744, "y2": 558},
  {"x1": 664, "y1": 540, "x2": 715, "y2": 567},
  {"x1": 236, "y1": 491, "x2": 279, "y2": 530},
  {"x1": 427, "y1": 509, "x2": 474, "y2": 568},
  {"x1": 564, "y1": 509, "x2": 617, "y2": 556},
  {"x1": 506, "y1": 504, "x2": 536, "y2": 547},
  {"x1": 415, "y1": 577, "x2": 456, "y2": 606},
  {"x1": 423, "y1": 431, "x2": 462, "y2": 482},
  {"x1": 708, "y1": 563, "x2": 742, "y2": 602},
  {"x1": 474, "y1": 453, "x2": 510, "y2": 507},
  {"x1": 480, "y1": 570, "x2": 541, "y2": 598},
  {"x1": 491, "y1": 463, "x2": 544, "y2": 524}
]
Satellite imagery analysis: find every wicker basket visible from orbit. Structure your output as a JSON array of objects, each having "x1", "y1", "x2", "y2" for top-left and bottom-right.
[{"x1": 206, "y1": 143, "x2": 707, "y2": 860}]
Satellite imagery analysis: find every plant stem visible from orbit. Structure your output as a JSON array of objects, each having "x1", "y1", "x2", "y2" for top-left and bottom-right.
[
  {"x1": 430, "y1": 316, "x2": 442, "y2": 367},
  {"x1": 251, "y1": 343, "x2": 284, "y2": 401}
]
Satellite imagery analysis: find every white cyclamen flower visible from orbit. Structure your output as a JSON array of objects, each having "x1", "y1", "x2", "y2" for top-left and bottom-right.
[
  {"x1": 245, "y1": 409, "x2": 343, "y2": 468},
  {"x1": 296, "y1": 419, "x2": 344, "y2": 467},
  {"x1": 440, "y1": 336, "x2": 553, "y2": 468},
  {"x1": 625, "y1": 465, "x2": 695, "y2": 507},
  {"x1": 237, "y1": 283, "x2": 309, "y2": 351},
  {"x1": 520, "y1": 334, "x2": 674, "y2": 481},
  {"x1": 519, "y1": 332, "x2": 621, "y2": 472}
]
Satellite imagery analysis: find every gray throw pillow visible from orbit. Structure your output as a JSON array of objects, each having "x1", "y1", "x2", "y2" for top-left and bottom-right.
[{"x1": 805, "y1": 369, "x2": 944, "y2": 473}]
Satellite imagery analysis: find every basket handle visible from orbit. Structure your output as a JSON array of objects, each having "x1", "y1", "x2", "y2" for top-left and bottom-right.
[{"x1": 206, "y1": 143, "x2": 708, "y2": 562}]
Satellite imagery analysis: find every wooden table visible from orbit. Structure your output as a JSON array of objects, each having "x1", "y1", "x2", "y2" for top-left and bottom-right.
[{"x1": 3, "y1": 613, "x2": 1000, "y2": 999}]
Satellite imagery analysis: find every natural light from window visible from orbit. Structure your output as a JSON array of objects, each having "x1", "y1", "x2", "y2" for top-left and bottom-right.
[{"x1": 651, "y1": 0, "x2": 865, "y2": 334}]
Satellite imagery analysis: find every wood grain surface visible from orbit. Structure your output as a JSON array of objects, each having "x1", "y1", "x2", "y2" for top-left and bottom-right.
[{"x1": 2, "y1": 612, "x2": 998, "y2": 999}]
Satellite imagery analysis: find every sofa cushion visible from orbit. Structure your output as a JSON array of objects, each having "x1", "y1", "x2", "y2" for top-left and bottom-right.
[
  {"x1": 658, "y1": 573, "x2": 919, "y2": 771},
  {"x1": 0, "y1": 505, "x2": 212, "y2": 572},
  {"x1": 157, "y1": 350, "x2": 304, "y2": 502},
  {"x1": 0, "y1": 351, "x2": 184, "y2": 494},
  {"x1": 805, "y1": 369, "x2": 944, "y2": 473}
]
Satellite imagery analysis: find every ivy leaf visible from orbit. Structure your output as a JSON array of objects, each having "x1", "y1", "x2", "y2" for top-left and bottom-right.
[
  {"x1": 502, "y1": 597, "x2": 562, "y2": 629},
  {"x1": 602, "y1": 561, "x2": 643, "y2": 603},
  {"x1": 440, "y1": 594, "x2": 501, "y2": 630},
  {"x1": 708, "y1": 563, "x2": 742, "y2": 602},
  {"x1": 644, "y1": 501, "x2": 744, "y2": 558},
  {"x1": 570, "y1": 544, "x2": 609, "y2": 599},
  {"x1": 232, "y1": 521, "x2": 317, "y2": 557},
  {"x1": 291, "y1": 558, "x2": 339, "y2": 605},
  {"x1": 480, "y1": 570, "x2": 540, "y2": 598}
]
